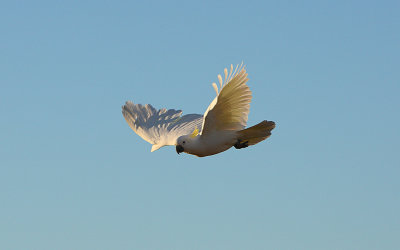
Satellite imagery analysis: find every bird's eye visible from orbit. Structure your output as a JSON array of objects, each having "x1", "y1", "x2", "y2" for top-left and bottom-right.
[{"x1": 183, "y1": 141, "x2": 186, "y2": 144}]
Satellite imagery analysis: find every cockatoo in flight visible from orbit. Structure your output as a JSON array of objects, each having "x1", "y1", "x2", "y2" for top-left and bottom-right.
[{"x1": 122, "y1": 63, "x2": 275, "y2": 157}]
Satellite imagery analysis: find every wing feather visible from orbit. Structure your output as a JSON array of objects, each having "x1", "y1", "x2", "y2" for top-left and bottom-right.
[
  {"x1": 122, "y1": 102, "x2": 203, "y2": 151},
  {"x1": 201, "y1": 64, "x2": 252, "y2": 135}
]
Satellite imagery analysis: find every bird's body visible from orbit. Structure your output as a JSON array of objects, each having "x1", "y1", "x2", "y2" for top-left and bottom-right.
[
  {"x1": 122, "y1": 63, "x2": 275, "y2": 157},
  {"x1": 177, "y1": 130, "x2": 237, "y2": 157}
]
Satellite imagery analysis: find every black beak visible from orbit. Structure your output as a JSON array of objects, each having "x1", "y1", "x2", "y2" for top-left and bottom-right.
[{"x1": 176, "y1": 145, "x2": 184, "y2": 154}]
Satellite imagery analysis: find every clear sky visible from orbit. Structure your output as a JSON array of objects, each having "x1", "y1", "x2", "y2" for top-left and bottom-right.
[{"x1": 1, "y1": 0, "x2": 399, "y2": 249}]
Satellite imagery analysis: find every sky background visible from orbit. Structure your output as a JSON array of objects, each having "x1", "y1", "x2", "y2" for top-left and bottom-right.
[{"x1": 1, "y1": 0, "x2": 399, "y2": 249}]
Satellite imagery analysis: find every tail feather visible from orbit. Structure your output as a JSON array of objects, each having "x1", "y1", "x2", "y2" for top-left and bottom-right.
[{"x1": 237, "y1": 120, "x2": 275, "y2": 146}]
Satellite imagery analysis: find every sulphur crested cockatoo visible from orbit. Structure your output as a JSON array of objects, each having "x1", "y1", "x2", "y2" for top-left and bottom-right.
[{"x1": 122, "y1": 63, "x2": 275, "y2": 157}]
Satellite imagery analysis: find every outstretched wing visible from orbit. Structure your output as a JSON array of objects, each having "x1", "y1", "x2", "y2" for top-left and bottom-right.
[
  {"x1": 200, "y1": 63, "x2": 252, "y2": 136},
  {"x1": 122, "y1": 101, "x2": 203, "y2": 152}
]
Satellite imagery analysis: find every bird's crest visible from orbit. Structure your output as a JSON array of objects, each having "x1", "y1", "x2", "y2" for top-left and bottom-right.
[{"x1": 190, "y1": 127, "x2": 199, "y2": 138}]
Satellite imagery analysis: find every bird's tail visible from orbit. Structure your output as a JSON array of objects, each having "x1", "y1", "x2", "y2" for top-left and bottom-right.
[{"x1": 237, "y1": 120, "x2": 275, "y2": 146}]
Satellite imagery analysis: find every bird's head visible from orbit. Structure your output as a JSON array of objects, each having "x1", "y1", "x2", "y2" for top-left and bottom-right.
[{"x1": 176, "y1": 128, "x2": 199, "y2": 155}]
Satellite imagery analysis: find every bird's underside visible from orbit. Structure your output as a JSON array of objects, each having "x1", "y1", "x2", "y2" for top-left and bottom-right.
[{"x1": 122, "y1": 63, "x2": 275, "y2": 157}]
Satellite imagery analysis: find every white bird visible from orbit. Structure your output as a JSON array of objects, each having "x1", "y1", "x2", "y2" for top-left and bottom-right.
[{"x1": 122, "y1": 63, "x2": 275, "y2": 157}]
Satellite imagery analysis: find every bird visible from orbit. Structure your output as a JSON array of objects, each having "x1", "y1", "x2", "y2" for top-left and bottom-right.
[{"x1": 122, "y1": 63, "x2": 275, "y2": 157}]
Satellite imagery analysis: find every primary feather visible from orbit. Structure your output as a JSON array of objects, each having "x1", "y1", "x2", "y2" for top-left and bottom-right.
[
  {"x1": 201, "y1": 63, "x2": 252, "y2": 135},
  {"x1": 122, "y1": 102, "x2": 203, "y2": 151}
]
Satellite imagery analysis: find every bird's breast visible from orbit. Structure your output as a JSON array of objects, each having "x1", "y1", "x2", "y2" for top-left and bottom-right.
[{"x1": 190, "y1": 131, "x2": 238, "y2": 157}]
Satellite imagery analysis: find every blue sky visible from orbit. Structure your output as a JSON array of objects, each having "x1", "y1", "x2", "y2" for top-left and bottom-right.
[{"x1": 1, "y1": 0, "x2": 399, "y2": 249}]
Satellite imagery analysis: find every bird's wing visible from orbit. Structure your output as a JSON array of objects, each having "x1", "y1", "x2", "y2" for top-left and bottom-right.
[
  {"x1": 200, "y1": 63, "x2": 252, "y2": 136},
  {"x1": 122, "y1": 101, "x2": 203, "y2": 152}
]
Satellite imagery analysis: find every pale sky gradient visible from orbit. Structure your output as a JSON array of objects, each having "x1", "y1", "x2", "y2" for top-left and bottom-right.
[{"x1": 1, "y1": 1, "x2": 399, "y2": 249}]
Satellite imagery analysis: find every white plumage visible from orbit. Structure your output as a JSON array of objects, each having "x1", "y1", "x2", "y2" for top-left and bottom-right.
[
  {"x1": 122, "y1": 102, "x2": 203, "y2": 152},
  {"x1": 122, "y1": 63, "x2": 275, "y2": 157},
  {"x1": 201, "y1": 62, "x2": 251, "y2": 135}
]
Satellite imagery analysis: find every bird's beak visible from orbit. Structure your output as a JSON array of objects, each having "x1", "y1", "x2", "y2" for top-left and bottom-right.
[{"x1": 176, "y1": 145, "x2": 184, "y2": 154}]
